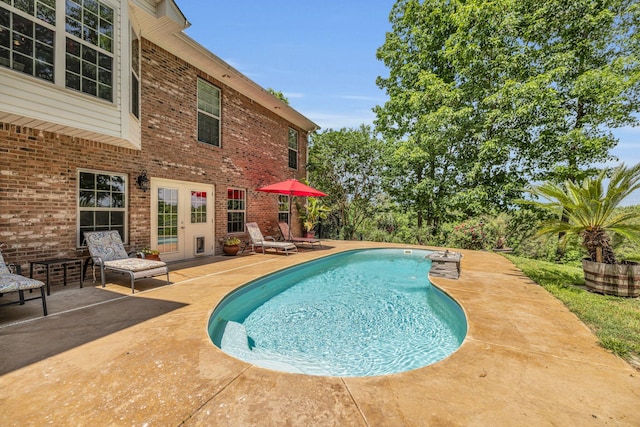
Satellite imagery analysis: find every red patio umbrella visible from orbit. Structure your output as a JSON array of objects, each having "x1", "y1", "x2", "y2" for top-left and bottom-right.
[{"x1": 256, "y1": 179, "x2": 327, "y2": 238}]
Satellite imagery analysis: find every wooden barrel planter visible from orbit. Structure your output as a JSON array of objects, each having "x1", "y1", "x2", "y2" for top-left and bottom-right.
[{"x1": 582, "y1": 259, "x2": 640, "y2": 297}]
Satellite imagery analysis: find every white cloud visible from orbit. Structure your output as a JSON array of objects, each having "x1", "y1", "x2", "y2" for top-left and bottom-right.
[{"x1": 338, "y1": 95, "x2": 385, "y2": 102}]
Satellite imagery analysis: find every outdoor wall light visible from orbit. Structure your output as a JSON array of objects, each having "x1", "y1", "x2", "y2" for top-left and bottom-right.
[{"x1": 136, "y1": 169, "x2": 150, "y2": 192}]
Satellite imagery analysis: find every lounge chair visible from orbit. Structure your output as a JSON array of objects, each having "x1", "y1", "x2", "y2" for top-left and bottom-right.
[
  {"x1": 84, "y1": 231, "x2": 170, "y2": 293},
  {"x1": 0, "y1": 245, "x2": 47, "y2": 316},
  {"x1": 278, "y1": 222, "x2": 322, "y2": 249},
  {"x1": 245, "y1": 222, "x2": 298, "y2": 255}
]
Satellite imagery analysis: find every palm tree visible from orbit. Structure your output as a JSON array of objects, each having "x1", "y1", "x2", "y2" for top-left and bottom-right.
[{"x1": 527, "y1": 163, "x2": 640, "y2": 264}]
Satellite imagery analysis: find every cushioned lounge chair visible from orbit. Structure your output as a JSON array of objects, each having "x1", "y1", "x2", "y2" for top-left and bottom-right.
[
  {"x1": 245, "y1": 222, "x2": 298, "y2": 255},
  {"x1": 84, "y1": 231, "x2": 169, "y2": 293},
  {"x1": 278, "y1": 222, "x2": 322, "y2": 249},
  {"x1": 0, "y1": 246, "x2": 47, "y2": 316}
]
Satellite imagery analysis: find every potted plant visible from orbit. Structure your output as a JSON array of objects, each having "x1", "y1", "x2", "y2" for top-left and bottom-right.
[
  {"x1": 139, "y1": 248, "x2": 161, "y2": 261},
  {"x1": 222, "y1": 237, "x2": 241, "y2": 256},
  {"x1": 526, "y1": 163, "x2": 640, "y2": 297},
  {"x1": 298, "y1": 197, "x2": 331, "y2": 238}
]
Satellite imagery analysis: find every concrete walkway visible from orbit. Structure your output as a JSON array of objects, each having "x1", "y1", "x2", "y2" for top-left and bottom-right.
[{"x1": 1, "y1": 241, "x2": 638, "y2": 426}]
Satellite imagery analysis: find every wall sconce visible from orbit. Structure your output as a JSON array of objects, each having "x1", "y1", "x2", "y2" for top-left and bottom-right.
[{"x1": 136, "y1": 169, "x2": 150, "y2": 192}]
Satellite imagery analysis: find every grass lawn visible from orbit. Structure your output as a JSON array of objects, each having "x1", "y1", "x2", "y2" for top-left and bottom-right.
[{"x1": 505, "y1": 254, "x2": 640, "y2": 370}]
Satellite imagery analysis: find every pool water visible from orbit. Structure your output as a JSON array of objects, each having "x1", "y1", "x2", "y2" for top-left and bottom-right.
[{"x1": 208, "y1": 249, "x2": 467, "y2": 377}]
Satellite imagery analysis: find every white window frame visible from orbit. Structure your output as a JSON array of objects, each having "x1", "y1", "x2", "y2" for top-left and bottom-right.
[
  {"x1": 288, "y1": 127, "x2": 298, "y2": 169},
  {"x1": 77, "y1": 168, "x2": 127, "y2": 247},
  {"x1": 278, "y1": 195, "x2": 289, "y2": 224},
  {"x1": 197, "y1": 78, "x2": 221, "y2": 147},
  {"x1": 227, "y1": 188, "x2": 245, "y2": 234},
  {"x1": 0, "y1": 0, "x2": 117, "y2": 102},
  {"x1": 130, "y1": 26, "x2": 140, "y2": 119},
  {"x1": 0, "y1": 0, "x2": 56, "y2": 81},
  {"x1": 63, "y1": 0, "x2": 115, "y2": 102}
]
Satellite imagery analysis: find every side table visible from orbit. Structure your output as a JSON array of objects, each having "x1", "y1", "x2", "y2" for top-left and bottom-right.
[{"x1": 30, "y1": 258, "x2": 83, "y2": 296}]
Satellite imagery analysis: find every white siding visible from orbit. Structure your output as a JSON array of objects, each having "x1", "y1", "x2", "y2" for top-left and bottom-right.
[{"x1": 0, "y1": 0, "x2": 141, "y2": 149}]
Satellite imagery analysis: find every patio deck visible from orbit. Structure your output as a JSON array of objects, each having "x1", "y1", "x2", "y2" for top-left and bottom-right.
[{"x1": 1, "y1": 240, "x2": 639, "y2": 426}]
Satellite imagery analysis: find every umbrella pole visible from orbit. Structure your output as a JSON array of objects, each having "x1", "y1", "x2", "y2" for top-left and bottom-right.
[{"x1": 288, "y1": 194, "x2": 293, "y2": 240}]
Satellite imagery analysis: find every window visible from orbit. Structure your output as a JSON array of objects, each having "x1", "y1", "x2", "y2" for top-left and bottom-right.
[
  {"x1": 157, "y1": 187, "x2": 178, "y2": 253},
  {"x1": 65, "y1": 0, "x2": 113, "y2": 101},
  {"x1": 191, "y1": 191, "x2": 207, "y2": 223},
  {"x1": 0, "y1": 1, "x2": 55, "y2": 81},
  {"x1": 198, "y1": 78, "x2": 221, "y2": 146},
  {"x1": 288, "y1": 127, "x2": 298, "y2": 169},
  {"x1": 227, "y1": 188, "x2": 245, "y2": 233},
  {"x1": 278, "y1": 195, "x2": 289, "y2": 224},
  {"x1": 78, "y1": 170, "x2": 126, "y2": 246},
  {"x1": 0, "y1": 0, "x2": 115, "y2": 101},
  {"x1": 130, "y1": 29, "x2": 139, "y2": 119}
]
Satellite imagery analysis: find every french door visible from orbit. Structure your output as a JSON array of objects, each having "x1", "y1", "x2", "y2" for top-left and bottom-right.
[{"x1": 150, "y1": 178, "x2": 215, "y2": 262}]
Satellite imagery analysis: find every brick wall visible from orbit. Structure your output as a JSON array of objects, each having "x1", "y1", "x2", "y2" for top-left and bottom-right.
[{"x1": 0, "y1": 38, "x2": 308, "y2": 279}]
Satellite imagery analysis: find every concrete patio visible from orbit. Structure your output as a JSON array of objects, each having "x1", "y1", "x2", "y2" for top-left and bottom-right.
[{"x1": 0, "y1": 240, "x2": 639, "y2": 426}]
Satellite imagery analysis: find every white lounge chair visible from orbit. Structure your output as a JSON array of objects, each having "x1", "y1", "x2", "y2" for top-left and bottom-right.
[
  {"x1": 84, "y1": 231, "x2": 169, "y2": 293},
  {"x1": 278, "y1": 222, "x2": 322, "y2": 249},
  {"x1": 245, "y1": 222, "x2": 298, "y2": 255},
  {"x1": 0, "y1": 244, "x2": 47, "y2": 316}
]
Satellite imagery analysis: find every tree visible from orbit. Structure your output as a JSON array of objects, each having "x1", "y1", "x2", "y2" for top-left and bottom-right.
[
  {"x1": 375, "y1": 0, "x2": 640, "y2": 231},
  {"x1": 267, "y1": 88, "x2": 289, "y2": 104},
  {"x1": 308, "y1": 126, "x2": 384, "y2": 239},
  {"x1": 526, "y1": 163, "x2": 640, "y2": 264}
]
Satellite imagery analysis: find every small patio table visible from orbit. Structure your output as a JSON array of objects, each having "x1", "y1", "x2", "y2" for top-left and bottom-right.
[{"x1": 30, "y1": 258, "x2": 83, "y2": 295}]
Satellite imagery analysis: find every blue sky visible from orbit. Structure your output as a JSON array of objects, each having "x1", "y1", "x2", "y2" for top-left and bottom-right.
[{"x1": 178, "y1": 1, "x2": 640, "y2": 203}]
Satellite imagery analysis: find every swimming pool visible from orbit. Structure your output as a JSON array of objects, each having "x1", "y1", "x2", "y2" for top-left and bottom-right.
[{"x1": 208, "y1": 248, "x2": 467, "y2": 377}]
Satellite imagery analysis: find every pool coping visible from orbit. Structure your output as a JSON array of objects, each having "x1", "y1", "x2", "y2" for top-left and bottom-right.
[{"x1": 1, "y1": 240, "x2": 639, "y2": 425}]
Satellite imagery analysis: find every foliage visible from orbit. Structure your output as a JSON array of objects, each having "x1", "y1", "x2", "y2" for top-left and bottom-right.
[
  {"x1": 375, "y1": 0, "x2": 640, "y2": 232},
  {"x1": 223, "y1": 237, "x2": 241, "y2": 246},
  {"x1": 267, "y1": 88, "x2": 289, "y2": 104},
  {"x1": 525, "y1": 163, "x2": 640, "y2": 263},
  {"x1": 507, "y1": 254, "x2": 640, "y2": 364},
  {"x1": 448, "y1": 219, "x2": 489, "y2": 250},
  {"x1": 140, "y1": 248, "x2": 159, "y2": 255},
  {"x1": 297, "y1": 197, "x2": 331, "y2": 232},
  {"x1": 308, "y1": 126, "x2": 385, "y2": 239}
]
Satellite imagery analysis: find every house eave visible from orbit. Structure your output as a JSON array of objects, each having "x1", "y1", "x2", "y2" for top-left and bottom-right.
[
  {"x1": 132, "y1": 1, "x2": 318, "y2": 133},
  {"x1": 0, "y1": 112, "x2": 140, "y2": 150}
]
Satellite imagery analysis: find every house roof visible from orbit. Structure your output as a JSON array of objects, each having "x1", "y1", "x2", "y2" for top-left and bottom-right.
[{"x1": 131, "y1": 0, "x2": 319, "y2": 133}]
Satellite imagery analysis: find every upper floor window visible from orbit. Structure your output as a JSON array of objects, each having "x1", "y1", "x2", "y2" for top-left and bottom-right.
[
  {"x1": 0, "y1": 1, "x2": 55, "y2": 81},
  {"x1": 197, "y1": 78, "x2": 221, "y2": 147},
  {"x1": 130, "y1": 28, "x2": 139, "y2": 118},
  {"x1": 65, "y1": 0, "x2": 114, "y2": 101},
  {"x1": 0, "y1": 0, "x2": 115, "y2": 102},
  {"x1": 288, "y1": 127, "x2": 298, "y2": 169},
  {"x1": 78, "y1": 169, "x2": 126, "y2": 247}
]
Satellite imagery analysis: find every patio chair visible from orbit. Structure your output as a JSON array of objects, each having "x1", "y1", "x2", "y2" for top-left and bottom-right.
[
  {"x1": 0, "y1": 245, "x2": 47, "y2": 316},
  {"x1": 278, "y1": 222, "x2": 322, "y2": 250},
  {"x1": 245, "y1": 222, "x2": 298, "y2": 255},
  {"x1": 84, "y1": 231, "x2": 170, "y2": 293}
]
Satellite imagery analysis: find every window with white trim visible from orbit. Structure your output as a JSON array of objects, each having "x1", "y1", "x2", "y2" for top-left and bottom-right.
[
  {"x1": 278, "y1": 195, "x2": 289, "y2": 224},
  {"x1": 64, "y1": 0, "x2": 114, "y2": 101},
  {"x1": 130, "y1": 27, "x2": 139, "y2": 119},
  {"x1": 227, "y1": 188, "x2": 245, "y2": 233},
  {"x1": 198, "y1": 78, "x2": 221, "y2": 146},
  {"x1": 288, "y1": 127, "x2": 298, "y2": 169},
  {"x1": 191, "y1": 190, "x2": 207, "y2": 223},
  {"x1": 0, "y1": 0, "x2": 55, "y2": 81},
  {"x1": 78, "y1": 170, "x2": 126, "y2": 246},
  {"x1": 0, "y1": 0, "x2": 115, "y2": 102}
]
